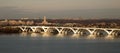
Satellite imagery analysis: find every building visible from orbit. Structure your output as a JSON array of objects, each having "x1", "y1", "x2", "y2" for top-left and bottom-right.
[{"x1": 41, "y1": 16, "x2": 48, "y2": 24}]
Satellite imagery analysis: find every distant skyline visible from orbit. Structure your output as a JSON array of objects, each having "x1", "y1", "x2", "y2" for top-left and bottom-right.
[{"x1": 0, "y1": 0, "x2": 120, "y2": 19}]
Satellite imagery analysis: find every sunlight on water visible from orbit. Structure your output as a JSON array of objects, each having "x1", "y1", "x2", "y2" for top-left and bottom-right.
[
  {"x1": 19, "y1": 32, "x2": 118, "y2": 40},
  {"x1": 56, "y1": 33, "x2": 64, "y2": 38},
  {"x1": 105, "y1": 35, "x2": 114, "y2": 40},
  {"x1": 71, "y1": 34, "x2": 79, "y2": 38},
  {"x1": 87, "y1": 35, "x2": 96, "y2": 39},
  {"x1": 20, "y1": 32, "x2": 28, "y2": 37},
  {"x1": 31, "y1": 33, "x2": 39, "y2": 37},
  {"x1": 42, "y1": 32, "x2": 51, "y2": 37},
  {"x1": 0, "y1": 33, "x2": 120, "y2": 53}
]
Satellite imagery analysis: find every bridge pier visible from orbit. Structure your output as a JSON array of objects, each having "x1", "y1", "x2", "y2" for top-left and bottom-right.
[
  {"x1": 56, "y1": 31, "x2": 67, "y2": 37},
  {"x1": 55, "y1": 27, "x2": 65, "y2": 34},
  {"x1": 30, "y1": 27, "x2": 37, "y2": 32},
  {"x1": 70, "y1": 28, "x2": 80, "y2": 34},
  {"x1": 68, "y1": 28, "x2": 80, "y2": 38},
  {"x1": 104, "y1": 29, "x2": 114, "y2": 39},
  {"x1": 42, "y1": 26, "x2": 50, "y2": 33},
  {"x1": 19, "y1": 26, "x2": 28, "y2": 32},
  {"x1": 41, "y1": 26, "x2": 52, "y2": 37},
  {"x1": 87, "y1": 29, "x2": 96, "y2": 39}
]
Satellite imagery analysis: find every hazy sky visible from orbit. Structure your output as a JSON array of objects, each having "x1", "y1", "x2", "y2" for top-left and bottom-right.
[{"x1": 0, "y1": 0, "x2": 120, "y2": 19}]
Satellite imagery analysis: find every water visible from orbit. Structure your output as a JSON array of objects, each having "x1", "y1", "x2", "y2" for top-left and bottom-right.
[{"x1": 0, "y1": 33, "x2": 120, "y2": 53}]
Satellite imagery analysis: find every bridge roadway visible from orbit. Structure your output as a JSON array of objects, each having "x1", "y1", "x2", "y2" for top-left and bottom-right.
[{"x1": 13, "y1": 26, "x2": 120, "y2": 39}]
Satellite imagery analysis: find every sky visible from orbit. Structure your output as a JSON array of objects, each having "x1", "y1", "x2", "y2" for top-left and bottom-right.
[{"x1": 0, "y1": 0, "x2": 120, "y2": 19}]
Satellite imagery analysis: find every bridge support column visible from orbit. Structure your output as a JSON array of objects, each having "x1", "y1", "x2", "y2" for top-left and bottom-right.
[
  {"x1": 55, "y1": 27, "x2": 66, "y2": 37},
  {"x1": 87, "y1": 29, "x2": 96, "y2": 39},
  {"x1": 42, "y1": 27, "x2": 50, "y2": 33},
  {"x1": 70, "y1": 28, "x2": 79, "y2": 34},
  {"x1": 30, "y1": 27, "x2": 37, "y2": 32},
  {"x1": 55, "y1": 27, "x2": 65, "y2": 34},
  {"x1": 19, "y1": 26, "x2": 28, "y2": 32},
  {"x1": 41, "y1": 26, "x2": 50, "y2": 37},
  {"x1": 104, "y1": 29, "x2": 114, "y2": 39},
  {"x1": 70, "y1": 28, "x2": 80, "y2": 38}
]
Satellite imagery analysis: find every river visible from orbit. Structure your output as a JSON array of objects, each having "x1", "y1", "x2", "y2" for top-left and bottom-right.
[{"x1": 0, "y1": 33, "x2": 120, "y2": 53}]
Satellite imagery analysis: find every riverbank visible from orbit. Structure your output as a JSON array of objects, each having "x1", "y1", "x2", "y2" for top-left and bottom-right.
[{"x1": 0, "y1": 26, "x2": 20, "y2": 33}]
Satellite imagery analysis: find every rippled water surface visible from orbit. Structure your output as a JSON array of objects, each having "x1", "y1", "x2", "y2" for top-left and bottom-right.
[{"x1": 0, "y1": 33, "x2": 120, "y2": 53}]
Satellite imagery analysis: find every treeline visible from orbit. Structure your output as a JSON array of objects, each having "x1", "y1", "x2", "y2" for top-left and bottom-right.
[{"x1": 0, "y1": 19, "x2": 120, "y2": 28}]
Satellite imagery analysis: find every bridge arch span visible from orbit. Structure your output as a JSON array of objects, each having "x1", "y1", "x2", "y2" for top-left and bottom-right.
[
  {"x1": 17, "y1": 26, "x2": 120, "y2": 39},
  {"x1": 94, "y1": 29, "x2": 108, "y2": 38}
]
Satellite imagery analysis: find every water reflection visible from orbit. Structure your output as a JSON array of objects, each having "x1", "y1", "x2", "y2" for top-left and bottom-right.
[
  {"x1": 20, "y1": 32, "x2": 41, "y2": 37},
  {"x1": 71, "y1": 34, "x2": 79, "y2": 38},
  {"x1": 0, "y1": 33, "x2": 120, "y2": 53},
  {"x1": 42, "y1": 32, "x2": 51, "y2": 37},
  {"x1": 31, "y1": 33, "x2": 40, "y2": 37},
  {"x1": 19, "y1": 32, "x2": 118, "y2": 40},
  {"x1": 20, "y1": 32, "x2": 28, "y2": 37},
  {"x1": 87, "y1": 35, "x2": 96, "y2": 39},
  {"x1": 56, "y1": 33, "x2": 64, "y2": 38},
  {"x1": 105, "y1": 35, "x2": 114, "y2": 39}
]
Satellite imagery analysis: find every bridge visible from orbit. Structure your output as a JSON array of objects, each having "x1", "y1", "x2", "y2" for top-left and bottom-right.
[{"x1": 13, "y1": 26, "x2": 120, "y2": 39}]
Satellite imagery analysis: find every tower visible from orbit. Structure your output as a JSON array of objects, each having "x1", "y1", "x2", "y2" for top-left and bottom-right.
[{"x1": 41, "y1": 16, "x2": 48, "y2": 24}]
